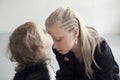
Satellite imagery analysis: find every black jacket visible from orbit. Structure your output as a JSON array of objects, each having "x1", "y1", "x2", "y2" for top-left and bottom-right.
[
  {"x1": 13, "y1": 60, "x2": 51, "y2": 80},
  {"x1": 54, "y1": 40, "x2": 119, "y2": 80}
]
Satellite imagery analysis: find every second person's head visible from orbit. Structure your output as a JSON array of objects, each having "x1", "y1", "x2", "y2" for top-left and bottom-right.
[
  {"x1": 45, "y1": 7, "x2": 86, "y2": 54},
  {"x1": 8, "y1": 22, "x2": 53, "y2": 71}
]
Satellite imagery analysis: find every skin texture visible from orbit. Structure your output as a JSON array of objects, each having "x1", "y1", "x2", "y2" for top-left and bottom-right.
[{"x1": 46, "y1": 23, "x2": 79, "y2": 55}]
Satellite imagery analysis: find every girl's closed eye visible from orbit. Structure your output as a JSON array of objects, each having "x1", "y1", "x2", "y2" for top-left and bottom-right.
[
  {"x1": 56, "y1": 39, "x2": 61, "y2": 42},
  {"x1": 56, "y1": 37, "x2": 63, "y2": 42}
]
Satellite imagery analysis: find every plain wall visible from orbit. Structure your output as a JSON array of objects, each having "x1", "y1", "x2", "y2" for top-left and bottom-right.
[{"x1": 0, "y1": 0, "x2": 120, "y2": 34}]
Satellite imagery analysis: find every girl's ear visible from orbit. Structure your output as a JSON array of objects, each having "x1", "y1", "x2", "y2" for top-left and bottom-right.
[{"x1": 72, "y1": 27, "x2": 79, "y2": 39}]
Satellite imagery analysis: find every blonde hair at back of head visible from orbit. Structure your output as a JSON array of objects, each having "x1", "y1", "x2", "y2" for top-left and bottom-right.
[
  {"x1": 8, "y1": 22, "x2": 50, "y2": 72},
  {"x1": 45, "y1": 7, "x2": 100, "y2": 79}
]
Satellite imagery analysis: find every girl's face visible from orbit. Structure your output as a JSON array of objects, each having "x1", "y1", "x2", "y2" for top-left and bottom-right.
[
  {"x1": 39, "y1": 27, "x2": 53, "y2": 49},
  {"x1": 46, "y1": 24, "x2": 76, "y2": 55}
]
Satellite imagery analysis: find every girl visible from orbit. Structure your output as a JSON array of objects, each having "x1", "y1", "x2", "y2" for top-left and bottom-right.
[
  {"x1": 8, "y1": 22, "x2": 55, "y2": 80},
  {"x1": 45, "y1": 7, "x2": 119, "y2": 80}
]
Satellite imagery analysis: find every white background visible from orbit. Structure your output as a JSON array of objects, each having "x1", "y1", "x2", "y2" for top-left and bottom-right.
[{"x1": 0, "y1": 0, "x2": 120, "y2": 34}]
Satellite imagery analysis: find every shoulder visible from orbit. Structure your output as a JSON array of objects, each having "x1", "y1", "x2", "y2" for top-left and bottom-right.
[
  {"x1": 94, "y1": 37, "x2": 112, "y2": 59},
  {"x1": 93, "y1": 37, "x2": 115, "y2": 72},
  {"x1": 13, "y1": 60, "x2": 50, "y2": 80}
]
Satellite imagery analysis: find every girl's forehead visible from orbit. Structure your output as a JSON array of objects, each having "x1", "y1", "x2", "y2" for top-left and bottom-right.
[
  {"x1": 46, "y1": 23, "x2": 64, "y2": 31},
  {"x1": 47, "y1": 26, "x2": 64, "y2": 34},
  {"x1": 47, "y1": 27, "x2": 68, "y2": 39}
]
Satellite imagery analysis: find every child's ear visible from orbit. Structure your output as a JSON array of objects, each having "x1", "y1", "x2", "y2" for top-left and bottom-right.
[{"x1": 72, "y1": 27, "x2": 79, "y2": 38}]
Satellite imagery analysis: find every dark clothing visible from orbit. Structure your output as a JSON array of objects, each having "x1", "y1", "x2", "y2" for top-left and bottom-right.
[
  {"x1": 13, "y1": 60, "x2": 50, "y2": 80},
  {"x1": 53, "y1": 40, "x2": 119, "y2": 80}
]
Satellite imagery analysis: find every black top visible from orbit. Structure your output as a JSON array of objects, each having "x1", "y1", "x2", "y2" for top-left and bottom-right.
[
  {"x1": 13, "y1": 60, "x2": 50, "y2": 80},
  {"x1": 53, "y1": 40, "x2": 119, "y2": 80}
]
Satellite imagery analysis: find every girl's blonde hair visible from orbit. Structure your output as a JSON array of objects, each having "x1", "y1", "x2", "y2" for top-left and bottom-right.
[
  {"x1": 8, "y1": 22, "x2": 50, "y2": 72},
  {"x1": 45, "y1": 7, "x2": 100, "y2": 79}
]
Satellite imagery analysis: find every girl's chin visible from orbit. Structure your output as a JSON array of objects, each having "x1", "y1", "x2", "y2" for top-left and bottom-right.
[{"x1": 58, "y1": 50, "x2": 68, "y2": 55}]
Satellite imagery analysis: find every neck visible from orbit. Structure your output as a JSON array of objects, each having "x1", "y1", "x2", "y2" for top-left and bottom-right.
[
  {"x1": 71, "y1": 42, "x2": 83, "y2": 61},
  {"x1": 71, "y1": 43, "x2": 80, "y2": 54}
]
